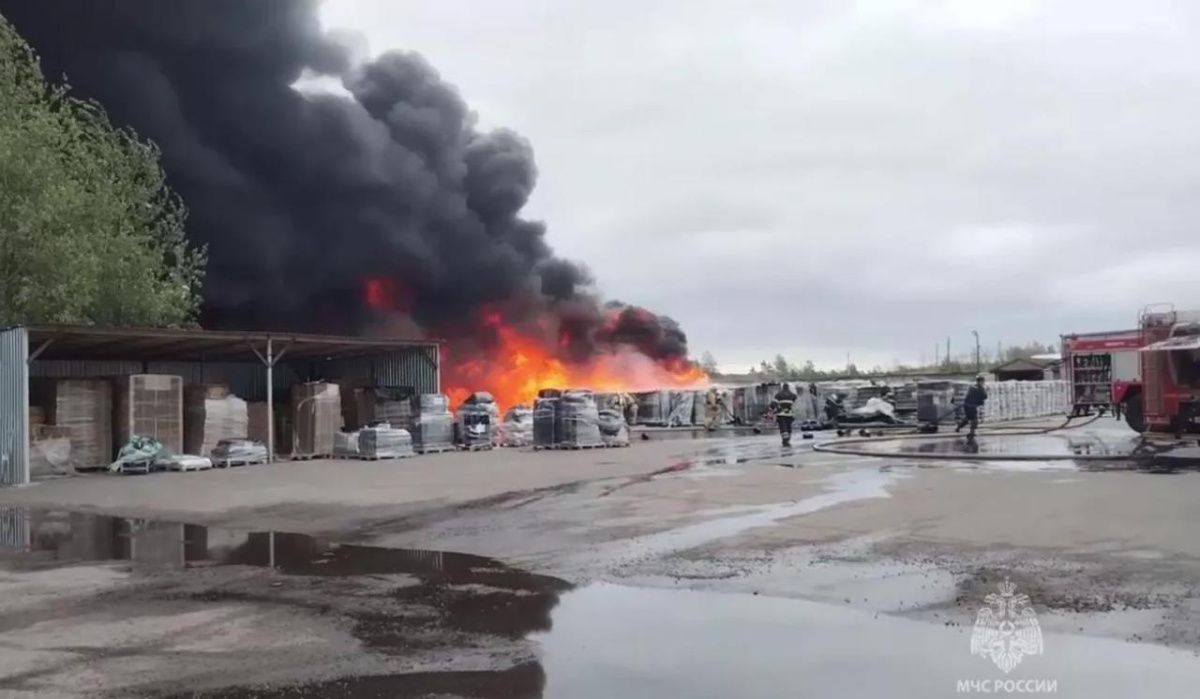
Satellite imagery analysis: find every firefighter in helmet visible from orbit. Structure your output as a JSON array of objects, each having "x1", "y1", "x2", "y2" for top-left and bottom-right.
[
  {"x1": 773, "y1": 382, "x2": 799, "y2": 447},
  {"x1": 956, "y1": 375, "x2": 988, "y2": 437}
]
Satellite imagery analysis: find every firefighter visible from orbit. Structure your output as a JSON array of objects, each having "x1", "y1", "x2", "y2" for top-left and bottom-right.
[
  {"x1": 704, "y1": 387, "x2": 723, "y2": 431},
  {"x1": 824, "y1": 392, "x2": 844, "y2": 427},
  {"x1": 956, "y1": 376, "x2": 988, "y2": 437},
  {"x1": 774, "y1": 382, "x2": 798, "y2": 447},
  {"x1": 620, "y1": 393, "x2": 639, "y2": 426}
]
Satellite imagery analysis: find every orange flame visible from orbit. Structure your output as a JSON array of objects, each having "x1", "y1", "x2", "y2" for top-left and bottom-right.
[{"x1": 443, "y1": 314, "x2": 707, "y2": 411}]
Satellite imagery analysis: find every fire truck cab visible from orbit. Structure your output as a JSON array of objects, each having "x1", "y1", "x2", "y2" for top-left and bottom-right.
[{"x1": 1121, "y1": 306, "x2": 1200, "y2": 434}]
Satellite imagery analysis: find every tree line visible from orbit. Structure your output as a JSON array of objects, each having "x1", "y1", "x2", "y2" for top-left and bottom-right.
[
  {"x1": 0, "y1": 14, "x2": 203, "y2": 326},
  {"x1": 699, "y1": 341, "x2": 1060, "y2": 381}
]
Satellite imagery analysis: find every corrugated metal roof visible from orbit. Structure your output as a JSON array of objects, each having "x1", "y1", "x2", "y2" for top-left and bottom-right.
[{"x1": 4, "y1": 324, "x2": 441, "y2": 362}]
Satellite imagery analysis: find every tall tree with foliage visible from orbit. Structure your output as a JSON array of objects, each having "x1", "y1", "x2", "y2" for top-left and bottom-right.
[{"x1": 0, "y1": 14, "x2": 204, "y2": 326}]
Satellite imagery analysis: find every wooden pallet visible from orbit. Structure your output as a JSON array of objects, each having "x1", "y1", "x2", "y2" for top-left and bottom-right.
[
  {"x1": 460, "y1": 443, "x2": 493, "y2": 452},
  {"x1": 601, "y1": 442, "x2": 631, "y2": 449},
  {"x1": 119, "y1": 461, "x2": 154, "y2": 475},
  {"x1": 349, "y1": 453, "x2": 414, "y2": 461},
  {"x1": 213, "y1": 459, "x2": 266, "y2": 468},
  {"x1": 415, "y1": 445, "x2": 457, "y2": 455},
  {"x1": 288, "y1": 454, "x2": 331, "y2": 461}
]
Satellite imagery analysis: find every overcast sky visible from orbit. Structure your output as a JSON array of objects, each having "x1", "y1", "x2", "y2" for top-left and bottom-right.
[{"x1": 319, "y1": 0, "x2": 1200, "y2": 372}]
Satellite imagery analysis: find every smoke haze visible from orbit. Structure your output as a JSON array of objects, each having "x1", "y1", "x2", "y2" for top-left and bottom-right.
[{"x1": 0, "y1": 0, "x2": 689, "y2": 363}]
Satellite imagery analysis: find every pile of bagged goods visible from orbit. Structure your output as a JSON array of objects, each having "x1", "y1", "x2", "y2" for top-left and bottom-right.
[
  {"x1": 598, "y1": 379, "x2": 1069, "y2": 433},
  {"x1": 23, "y1": 369, "x2": 1069, "y2": 479}
]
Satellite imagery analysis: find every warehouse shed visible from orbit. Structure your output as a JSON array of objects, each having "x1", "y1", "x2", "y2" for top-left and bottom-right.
[{"x1": 0, "y1": 325, "x2": 441, "y2": 486}]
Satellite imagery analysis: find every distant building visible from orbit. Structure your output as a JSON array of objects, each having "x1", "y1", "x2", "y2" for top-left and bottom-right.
[{"x1": 991, "y1": 356, "x2": 1063, "y2": 381}]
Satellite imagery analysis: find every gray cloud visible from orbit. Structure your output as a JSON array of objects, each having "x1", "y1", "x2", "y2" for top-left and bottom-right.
[{"x1": 331, "y1": 0, "x2": 1200, "y2": 367}]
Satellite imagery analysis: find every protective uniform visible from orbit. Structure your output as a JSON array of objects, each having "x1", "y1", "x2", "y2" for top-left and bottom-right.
[
  {"x1": 774, "y1": 383, "x2": 798, "y2": 446},
  {"x1": 704, "y1": 387, "x2": 722, "y2": 431},
  {"x1": 824, "y1": 393, "x2": 844, "y2": 425},
  {"x1": 619, "y1": 393, "x2": 638, "y2": 426},
  {"x1": 956, "y1": 378, "x2": 988, "y2": 437}
]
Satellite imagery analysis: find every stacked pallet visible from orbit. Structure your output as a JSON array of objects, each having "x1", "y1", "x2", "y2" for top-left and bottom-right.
[
  {"x1": 597, "y1": 408, "x2": 630, "y2": 447},
  {"x1": 456, "y1": 392, "x2": 499, "y2": 449},
  {"x1": 32, "y1": 379, "x2": 113, "y2": 470},
  {"x1": 359, "y1": 425, "x2": 414, "y2": 459},
  {"x1": 184, "y1": 384, "x2": 248, "y2": 456},
  {"x1": 412, "y1": 394, "x2": 454, "y2": 453},
  {"x1": 533, "y1": 389, "x2": 562, "y2": 449},
  {"x1": 115, "y1": 374, "x2": 183, "y2": 455},
  {"x1": 560, "y1": 389, "x2": 603, "y2": 448},
  {"x1": 500, "y1": 406, "x2": 534, "y2": 447},
  {"x1": 292, "y1": 382, "x2": 342, "y2": 458},
  {"x1": 665, "y1": 391, "x2": 695, "y2": 427}
]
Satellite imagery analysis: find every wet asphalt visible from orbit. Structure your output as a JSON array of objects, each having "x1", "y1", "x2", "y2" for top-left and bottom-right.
[{"x1": 4, "y1": 423, "x2": 1200, "y2": 697}]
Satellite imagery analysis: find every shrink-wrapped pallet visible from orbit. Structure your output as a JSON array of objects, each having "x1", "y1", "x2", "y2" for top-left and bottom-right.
[
  {"x1": 359, "y1": 425, "x2": 414, "y2": 458},
  {"x1": 598, "y1": 408, "x2": 629, "y2": 447},
  {"x1": 115, "y1": 375, "x2": 183, "y2": 455},
  {"x1": 32, "y1": 379, "x2": 113, "y2": 470},
  {"x1": 292, "y1": 382, "x2": 341, "y2": 457},
  {"x1": 666, "y1": 391, "x2": 695, "y2": 427},
  {"x1": 184, "y1": 384, "x2": 248, "y2": 456},
  {"x1": 533, "y1": 396, "x2": 560, "y2": 448},
  {"x1": 560, "y1": 390, "x2": 603, "y2": 448},
  {"x1": 411, "y1": 393, "x2": 454, "y2": 452},
  {"x1": 500, "y1": 406, "x2": 534, "y2": 447}
]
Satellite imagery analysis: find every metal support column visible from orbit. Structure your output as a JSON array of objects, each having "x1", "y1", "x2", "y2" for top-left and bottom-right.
[{"x1": 266, "y1": 337, "x2": 274, "y2": 463}]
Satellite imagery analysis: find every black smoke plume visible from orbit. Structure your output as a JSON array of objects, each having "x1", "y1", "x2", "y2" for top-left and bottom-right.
[{"x1": 1, "y1": 0, "x2": 690, "y2": 364}]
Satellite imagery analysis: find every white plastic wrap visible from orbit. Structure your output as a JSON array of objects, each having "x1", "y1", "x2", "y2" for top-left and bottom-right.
[
  {"x1": 413, "y1": 394, "x2": 455, "y2": 452},
  {"x1": 185, "y1": 390, "x2": 249, "y2": 456},
  {"x1": 359, "y1": 425, "x2": 414, "y2": 458},
  {"x1": 666, "y1": 391, "x2": 695, "y2": 427},
  {"x1": 560, "y1": 390, "x2": 603, "y2": 447},
  {"x1": 598, "y1": 409, "x2": 630, "y2": 447},
  {"x1": 534, "y1": 397, "x2": 560, "y2": 448},
  {"x1": 979, "y1": 380, "x2": 1070, "y2": 422},
  {"x1": 334, "y1": 431, "x2": 361, "y2": 457},
  {"x1": 500, "y1": 406, "x2": 534, "y2": 447},
  {"x1": 210, "y1": 438, "x2": 269, "y2": 465}
]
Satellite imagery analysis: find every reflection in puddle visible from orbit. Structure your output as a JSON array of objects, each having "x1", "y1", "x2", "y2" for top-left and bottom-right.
[
  {"x1": 861, "y1": 433, "x2": 1139, "y2": 459},
  {"x1": 536, "y1": 583, "x2": 1200, "y2": 699},
  {"x1": 0, "y1": 507, "x2": 571, "y2": 698}
]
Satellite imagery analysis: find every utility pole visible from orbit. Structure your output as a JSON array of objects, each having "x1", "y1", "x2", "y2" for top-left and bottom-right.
[
  {"x1": 934, "y1": 343, "x2": 939, "y2": 367},
  {"x1": 945, "y1": 337, "x2": 951, "y2": 369},
  {"x1": 972, "y1": 330, "x2": 981, "y2": 374}
]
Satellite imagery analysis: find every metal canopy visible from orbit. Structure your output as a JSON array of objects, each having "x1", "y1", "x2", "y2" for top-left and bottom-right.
[{"x1": 14, "y1": 324, "x2": 441, "y2": 362}]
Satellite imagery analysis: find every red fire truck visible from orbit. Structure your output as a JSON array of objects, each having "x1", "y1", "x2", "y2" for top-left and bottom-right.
[
  {"x1": 1060, "y1": 328, "x2": 1142, "y2": 417},
  {"x1": 1119, "y1": 305, "x2": 1200, "y2": 434}
]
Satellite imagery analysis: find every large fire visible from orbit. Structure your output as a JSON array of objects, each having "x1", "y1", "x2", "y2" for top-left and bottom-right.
[
  {"x1": 442, "y1": 311, "x2": 708, "y2": 411},
  {"x1": 363, "y1": 278, "x2": 708, "y2": 411}
]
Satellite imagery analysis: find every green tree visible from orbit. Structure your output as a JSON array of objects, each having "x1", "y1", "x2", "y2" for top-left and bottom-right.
[
  {"x1": 0, "y1": 15, "x2": 204, "y2": 326},
  {"x1": 772, "y1": 354, "x2": 792, "y2": 378}
]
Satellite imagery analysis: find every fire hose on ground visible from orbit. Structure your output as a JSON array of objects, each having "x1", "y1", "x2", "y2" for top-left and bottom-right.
[{"x1": 810, "y1": 412, "x2": 1121, "y2": 462}]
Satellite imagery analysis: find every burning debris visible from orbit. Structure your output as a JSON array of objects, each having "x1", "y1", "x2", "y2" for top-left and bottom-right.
[{"x1": 2, "y1": 0, "x2": 705, "y2": 401}]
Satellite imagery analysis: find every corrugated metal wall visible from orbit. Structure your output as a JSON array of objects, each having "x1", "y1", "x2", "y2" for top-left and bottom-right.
[
  {"x1": 29, "y1": 359, "x2": 301, "y2": 402},
  {"x1": 0, "y1": 328, "x2": 29, "y2": 486},
  {"x1": 305, "y1": 346, "x2": 439, "y2": 394}
]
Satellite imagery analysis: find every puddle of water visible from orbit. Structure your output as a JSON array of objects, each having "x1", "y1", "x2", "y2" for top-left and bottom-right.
[
  {"x1": 1, "y1": 507, "x2": 574, "y2": 697},
  {"x1": 0, "y1": 508, "x2": 572, "y2": 639},
  {"x1": 535, "y1": 583, "x2": 1200, "y2": 699}
]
